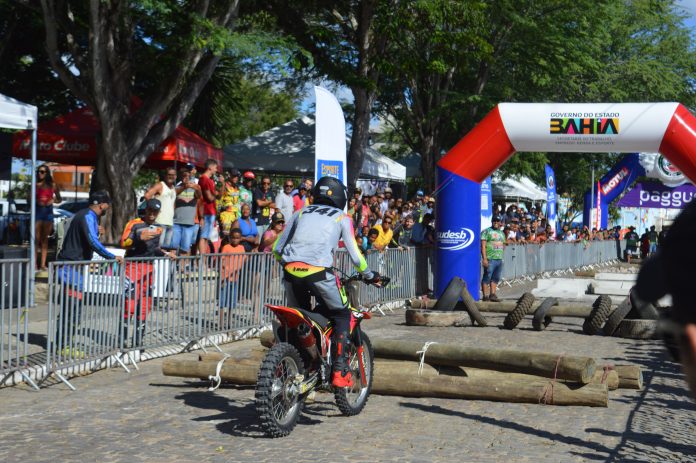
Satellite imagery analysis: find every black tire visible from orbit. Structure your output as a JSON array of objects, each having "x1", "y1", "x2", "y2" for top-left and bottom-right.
[
  {"x1": 255, "y1": 342, "x2": 305, "y2": 437},
  {"x1": 335, "y1": 332, "x2": 374, "y2": 416},
  {"x1": 613, "y1": 319, "x2": 658, "y2": 340},
  {"x1": 603, "y1": 297, "x2": 632, "y2": 336},
  {"x1": 532, "y1": 297, "x2": 558, "y2": 331},
  {"x1": 626, "y1": 288, "x2": 659, "y2": 320},
  {"x1": 582, "y1": 295, "x2": 613, "y2": 335},
  {"x1": 433, "y1": 277, "x2": 465, "y2": 311},
  {"x1": 503, "y1": 293, "x2": 535, "y2": 330},
  {"x1": 460, "y1": 283, "x2": 488, "y2": 327}
]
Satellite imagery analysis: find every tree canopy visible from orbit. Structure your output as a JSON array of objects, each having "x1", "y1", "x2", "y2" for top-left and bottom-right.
[{"x1": 2, "y1": 0, "x2": 695, "y2": 231}]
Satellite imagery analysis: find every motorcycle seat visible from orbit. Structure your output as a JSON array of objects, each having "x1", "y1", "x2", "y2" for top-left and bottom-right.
[{"x1": 295, "y1": 307, "x2": 331, "y2": 330}]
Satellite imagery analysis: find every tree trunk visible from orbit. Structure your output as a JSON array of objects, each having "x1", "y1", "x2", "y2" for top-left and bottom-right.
[
  {"x1": 419, "y1": 135, "x2": 437, "y2": 192},
  {"x1": 92, "y1": 128, "x2": 135, "y2": 242},
  {"x1": 347, "y1": 86, "x2": 376, "y2": 187}
]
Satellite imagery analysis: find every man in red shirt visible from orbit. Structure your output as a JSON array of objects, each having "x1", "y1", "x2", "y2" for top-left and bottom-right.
[{"x1": 197, "y1": 158, "x2": 221, "y2": 255}]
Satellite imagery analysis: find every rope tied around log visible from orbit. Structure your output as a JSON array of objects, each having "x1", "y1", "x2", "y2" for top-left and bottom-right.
[
  {"x1": 600, "y1": 363, "x2": 615, "y2": 384},
  {"x1": 208, "y1": 354, "x2": 232, "y2": 392},
  {"x1": 540, "y1": 353, "x2": 565, "y2": 405},
  {"x1": 416, "y1": 342, "x2": 438, "y2": 376}
]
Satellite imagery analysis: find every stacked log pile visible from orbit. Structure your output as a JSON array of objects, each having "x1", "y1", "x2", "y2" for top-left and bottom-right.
[
  {"x1": 162, "y1": 336, "x2": 642, "y2": 408},
  {"x1": 407, "y1": 287, "x2": 660, "y2": 340}
]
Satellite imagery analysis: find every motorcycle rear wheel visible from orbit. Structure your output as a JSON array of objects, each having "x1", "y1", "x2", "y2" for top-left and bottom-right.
[
  {"x1": 255, "y1": 342, "x2": 305, "y2": 437},
  {"x1": 335, "y1": 332, "x2": 374, "y2": 416}
]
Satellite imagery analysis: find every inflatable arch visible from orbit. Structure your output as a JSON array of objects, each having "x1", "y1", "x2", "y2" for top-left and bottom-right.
[
  {"x1": 435, "y1": 103, "x2": 696, "y2": 299},
  {"x1": 582, "y1": 152, "x2": 690, "y2": 229}
]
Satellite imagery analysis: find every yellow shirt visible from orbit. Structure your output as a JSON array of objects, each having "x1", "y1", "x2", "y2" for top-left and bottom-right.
[{"x1": 371, "y1": 225, "x2": 393, "y2": 250}]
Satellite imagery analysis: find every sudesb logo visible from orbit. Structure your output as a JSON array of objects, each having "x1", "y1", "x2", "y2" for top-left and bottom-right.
[{"x1": 437, "y1": 228, "x2": 475, "y2": 251}]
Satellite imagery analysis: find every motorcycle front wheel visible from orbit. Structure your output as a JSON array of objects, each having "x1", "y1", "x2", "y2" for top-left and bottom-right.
[
  {"x1": 255, "y1": 342, "x2": 305, "y2": 437},
  {"x1": 335, "y1": 332, "x2": 374, "y2": 416}
]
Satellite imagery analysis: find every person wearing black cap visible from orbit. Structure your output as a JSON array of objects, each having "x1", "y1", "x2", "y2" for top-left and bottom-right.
[
  {"x1": 120, "y1": 199, "x2": 175, "y2": 348},
  {"x1": 58, "y1": 190, "x2": 121, "y2": 263},
  {"x1": 635, "y1": 200, "x2": 696, "y2": 397},
  {"x1": 55, "y1": 190, "x2": 122, "y2": 356},
  {"x1": 121, "y1": 199, "x2": 174, "y2": 258}
]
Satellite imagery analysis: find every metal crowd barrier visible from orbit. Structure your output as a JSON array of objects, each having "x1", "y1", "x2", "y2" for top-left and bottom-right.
[
  {"x1": 34, "y1": 240, "x2": 622, "y2": 389},
  {"x1": 500, "y1": 240, "x2": 624, "y2": 282},
  {"x1": 0, "y1": 258, "x2": 36, "y2": 388}
]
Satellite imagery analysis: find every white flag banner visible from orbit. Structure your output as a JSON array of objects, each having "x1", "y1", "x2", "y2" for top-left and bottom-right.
[{"x1": 315, "y1": 86, "x2": 347, "y2": 184}]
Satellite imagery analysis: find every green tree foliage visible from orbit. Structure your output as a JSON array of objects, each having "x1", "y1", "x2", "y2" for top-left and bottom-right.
[
  {"x1": 186, "y1": 58, "x2": 299, "y2": 146},
  {"x1": 262, "y1": 0, "x2": 397, "y2": 186},
  {"x1": 376, "y1": 0, "x2": 696, "y2": 206},
  {"x1": 36, "y1": 0, "x2": 299, "y2": 237},
  {"x1": 0, "y1": 1, "x2": 77, "y2": 116}
]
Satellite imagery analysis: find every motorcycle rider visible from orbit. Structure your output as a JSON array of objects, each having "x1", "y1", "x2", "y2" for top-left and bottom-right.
[{"x1": 273, "y1": 176, "x2": 380, "y2": 388}]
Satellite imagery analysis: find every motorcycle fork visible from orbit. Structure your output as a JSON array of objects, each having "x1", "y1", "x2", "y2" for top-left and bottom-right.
[{"x1": 352, "y1": 320, "x2": 368, "y2": 385}]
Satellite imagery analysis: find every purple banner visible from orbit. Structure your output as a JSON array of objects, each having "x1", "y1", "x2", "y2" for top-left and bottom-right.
[{"x1": 617, "y1": 182, "x2": 696, "y2": 209}]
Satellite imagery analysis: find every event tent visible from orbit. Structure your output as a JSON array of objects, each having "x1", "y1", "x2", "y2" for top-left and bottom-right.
[
  {"x1": 223, "y1": 116, "x2": 407, "y2": 181},
  {"x1": 12, "y1": 107, "x2": 222, "y2": 169},
  {"x1": 0, "y1": 93, "x2": 38, "y2": 304},
  {"x1": 491, "y1": 175, "x2": 547, "y2": 201}
]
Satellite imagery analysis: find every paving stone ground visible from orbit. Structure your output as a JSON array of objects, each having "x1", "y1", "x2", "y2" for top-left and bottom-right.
[{"x1": 1, "y1": 296, "x2": 695, "y2": 463}]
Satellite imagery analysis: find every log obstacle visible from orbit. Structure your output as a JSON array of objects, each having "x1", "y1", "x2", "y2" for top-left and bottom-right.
[
  {"x1": 198, "y1": 348, "x2": 266, "y2": 363},
  {"x1": 163, "y1": 359, "x2": 259, "y2": 383},
  {"x1": 408, "y1": 298, "x2": 593, "y2": 318},
  {"x1": 372, "y1": 339, "x2": 597, "y2": 383},
  {"x1": 371, "y1": 373, "x2": 608, "y2": 407},
  {"x1": 375, "y1": 359, "x2": 619, "y2": 390},
  {"x1": 259, "y1": 330, "x2": 275, "y2": 348},
  {"x1": 405, "y1": 309, "x2": 469, "y2": 327},
  {"x1": 614, "y1": 364, "x2": 643, "y2": 390}
]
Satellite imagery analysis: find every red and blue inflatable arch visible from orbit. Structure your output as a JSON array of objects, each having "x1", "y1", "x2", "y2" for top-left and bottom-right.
[{"x1": 435, "y1": 103, "x2": 696, "y2": 299}]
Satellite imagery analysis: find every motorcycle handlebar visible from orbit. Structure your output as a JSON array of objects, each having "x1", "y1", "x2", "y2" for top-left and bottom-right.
[{"x1": 342, "y1": 274, "x2": 391, "y2": 287}]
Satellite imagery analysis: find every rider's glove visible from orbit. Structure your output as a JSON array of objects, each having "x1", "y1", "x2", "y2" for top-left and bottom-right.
[{"x1": 365, "y1": 271, "x2": 381, "y2": 286}]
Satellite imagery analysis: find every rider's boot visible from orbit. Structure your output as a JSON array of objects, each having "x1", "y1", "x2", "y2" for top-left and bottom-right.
[{"x1": 331, "y1": 333, "x2": 354, "y2": 388}]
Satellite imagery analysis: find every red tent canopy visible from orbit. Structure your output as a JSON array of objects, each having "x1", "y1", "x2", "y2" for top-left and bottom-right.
[{"x1": 12, "y1": 107, "x2": 222, "y2": 169}]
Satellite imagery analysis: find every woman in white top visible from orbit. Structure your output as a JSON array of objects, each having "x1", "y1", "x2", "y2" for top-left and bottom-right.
[{"x1": 144, "y1": 167, "x2": 177, "y2": 249}]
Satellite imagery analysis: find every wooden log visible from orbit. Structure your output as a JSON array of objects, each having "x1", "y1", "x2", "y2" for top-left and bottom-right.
[
  {"x1": 372, "y1": 339, "x2": 596, "y2": 383},
  {"x1": 590, "y1": 369, "x2": 620, "y2": 390},
  {"x1": 405, "y1": 309, "x2": 469, "y2": 327},
  {"x1": 162, "y1": 359, "x2": 259, "y2": 384},
  {"x1": 374, "y1": 360, "x2": 619, "y2": 390},
  {"x1": 259, "y1": 330, "x2": 275, "y2": 348},
  {"x1": 478, "y1": 301, "x2": 592, "y2": 318},
  {"x1": 408, "y1": 299, "x2": 437, "y2": 309},
  {"x1": 614, "y1": 364, "x2": 643, "y2": 390},
  {"x1": 198, "y1": 348, "x2": 266, "y2": 363},
  {"x1": 371, "y1": 373, "x2": 608, "y2": 407},
  {"x1": 413, "y1": 299, "x2": 593, "y2": 318}
]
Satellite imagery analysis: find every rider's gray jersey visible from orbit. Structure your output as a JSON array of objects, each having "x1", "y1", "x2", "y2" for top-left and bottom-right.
[{"x1": 272, "y1": 204, "x2": 373, "y2": 279}]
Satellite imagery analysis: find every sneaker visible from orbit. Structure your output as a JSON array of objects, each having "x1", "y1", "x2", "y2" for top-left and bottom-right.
[
  {"x1": 488, "y1": 293, "x2": 500, "y2": 302},
  {"x1": 481, "y1": 295, "x2": 490, "y2": 302},
  {"x1": 331, "y1": 371, "x2": 354, "y2": 388},
  {"x1": 59, "y1": 347, "x2": 85, "y2": 359}
]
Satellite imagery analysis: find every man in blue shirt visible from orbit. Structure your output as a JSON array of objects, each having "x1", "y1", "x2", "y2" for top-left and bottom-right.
[{"x1": 55, "y1": 191, "x2": 122, "y2": 356}]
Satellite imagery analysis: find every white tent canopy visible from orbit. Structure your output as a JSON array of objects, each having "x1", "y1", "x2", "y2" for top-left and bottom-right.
[
  {"x1": 492, "y1": 174, "x2": 547, "y2": 201},
  {"x1": 0, "y1": 93, "x2": 37, "y2": 130},
  {"x1": 223, "y1": 116, "x2": 407, "y2": 182},
  {"x1": 0, "y1": 93, "x2": 38, "y2": 305}
]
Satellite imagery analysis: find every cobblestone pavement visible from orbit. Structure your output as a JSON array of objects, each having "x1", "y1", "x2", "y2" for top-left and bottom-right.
[{"x1": 1, "y1": 302, "x2": 695, "y2": 463}]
